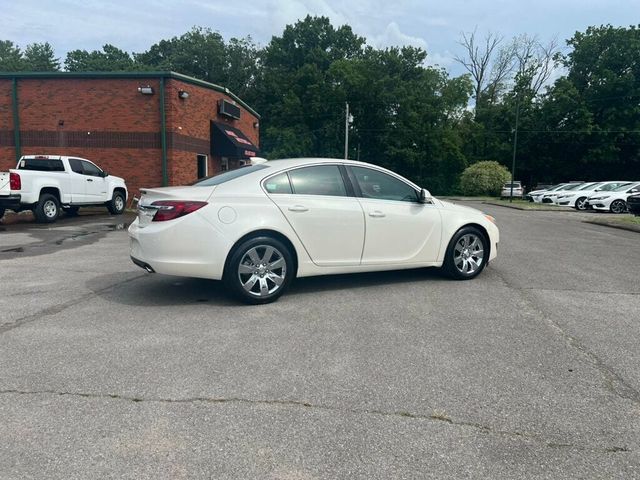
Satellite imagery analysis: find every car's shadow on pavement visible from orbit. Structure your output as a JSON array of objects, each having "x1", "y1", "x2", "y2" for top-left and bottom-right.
[{"x1": 89, "y1": 267, "x2": 443, "y2": 307}]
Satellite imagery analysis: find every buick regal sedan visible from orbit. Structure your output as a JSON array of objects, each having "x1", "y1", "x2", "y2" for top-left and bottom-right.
[{"x1": 129, "y1": 158, "x2": 499, "y2": 304}]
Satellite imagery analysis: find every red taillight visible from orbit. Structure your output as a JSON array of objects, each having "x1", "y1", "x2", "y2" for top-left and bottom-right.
[
  {"x1": 9, "y1": 172, "x2": 21, "y2": 190},
  {"x1": 151, "y1": 200, "x2": 207, "y2": 222}
]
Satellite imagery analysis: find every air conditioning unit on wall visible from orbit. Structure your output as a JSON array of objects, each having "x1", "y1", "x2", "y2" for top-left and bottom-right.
[{"x1": 218, "y1": 99, "x2": 241, "y2": 120}]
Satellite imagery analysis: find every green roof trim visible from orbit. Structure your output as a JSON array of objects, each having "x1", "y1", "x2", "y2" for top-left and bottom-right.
[{"x1": 0, "y1": 71, "x2": 260, "y2": 119}]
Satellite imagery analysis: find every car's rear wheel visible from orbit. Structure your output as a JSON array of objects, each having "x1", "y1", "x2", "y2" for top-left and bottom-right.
[
  {"x1": 442, "y1": 226, "x2": 488, "y2": 280},
  {"x1": 225, "y1": 236, "x2": 294, "y2": 304},
  {"x1": 610, "y1": 200, "x2": 627, "y2": 214},
  {"x1": 34, "y1": 194, "x2": 60, "y2": 223},
  {"x1": 575, "y1": 197, "x2": 588, "y2": 210}
]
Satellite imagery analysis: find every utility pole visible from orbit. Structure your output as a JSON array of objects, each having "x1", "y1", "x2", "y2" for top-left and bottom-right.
[
  {"x1": 344, "y1": 102, "x2": 349, "y2": 160},
  {"x1": 510, "y1": 95, "x2": 521, "y2": 203}
]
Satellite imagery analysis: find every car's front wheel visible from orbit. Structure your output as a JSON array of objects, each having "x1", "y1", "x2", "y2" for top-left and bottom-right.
[
  {"x1": 107, "y1": 191, "x2": 126, "y2": 215},
  {"x1": 442, "y1": 226, "x2": 488, "y2": 280},
  {"x1": 575, "y1": 197, "x2": 588, "y2": 210},
  {"x1": 610, "y1": 200, "x2": 627, "y2": 214},
  {"x1": 224, "y1": 236, "x2": 294, "y2": 304}
]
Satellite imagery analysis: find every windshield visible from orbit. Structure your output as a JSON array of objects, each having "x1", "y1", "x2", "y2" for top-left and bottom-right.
[
  {"x1": 503, "y1": 183, "x2": 521, "y2": 188},
  {"x1": 577, "y1": 182, "x2": 596, "y2": 190},
  {"x1": 563, "y1": 183, "x2": 584, "y2": 191},
  {"x1": 579, "y1": 182, "x2": 602, "y2": 190},
  {"x1": 612, "y1": 182, "x2": 637, "y2": 192},
  {"x1": 600, "y1": 182, "x2": 630, "y2": 192},
  {"x1": 192, "y1": 164, "x2": 269, "y2": 186}
]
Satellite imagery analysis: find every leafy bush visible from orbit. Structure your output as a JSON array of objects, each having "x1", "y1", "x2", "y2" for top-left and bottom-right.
[{"x1": 459, "y1": 161, "x2": 511, "y2": 196}]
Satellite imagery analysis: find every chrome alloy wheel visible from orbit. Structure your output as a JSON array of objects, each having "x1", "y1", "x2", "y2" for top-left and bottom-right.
[
  {"x1": 43, "y1": 200, "x2": 58, "y2": 218},
  {"x1": 576, "y1": 197, "x2": 587, "y2": 210},
  {"x1": 237, "y1": 245, "x2": 287, "y2": 297},
  {"x1": 610, "y1": 200, "x2": 627, "y2": 214},
  {"x1": 453, "y1": 233, "x2": 484, "y2": 275},
  {"x1": 114, "y1": 195, "x2": 124, "y2": 212}
]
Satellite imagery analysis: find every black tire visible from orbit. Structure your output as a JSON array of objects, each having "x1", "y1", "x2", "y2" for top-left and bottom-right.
[
  {"x1": 224, "y1": 236, "x2": 294, "y2": 304},
  {"x1": 34, "y1": 194, "x2": 60, "y2": 223},
  {"x1": 64, "y1": 206, "x2": 80, "y2": 216},
  {"x1": 107, "y1": 191, "x2": 126, "y2": 215},
  {"x1": 575, "y1": 197, "x2": 588, "y2": 211},
  {"x1": 0, "y1": 207, "x2": 5, "y2": 219},
  {"x1": 442, "y1": 226, "x2": 488, "y2": 280},
  {"x1": 610, "y1": 200, "x2": 627, "y2": 214}
]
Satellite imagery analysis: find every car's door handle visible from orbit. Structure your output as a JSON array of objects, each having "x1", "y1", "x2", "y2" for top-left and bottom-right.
[
  {"x1": 288, "y1": 205, "x2": 308, "y2": 212},
  {"x1": 87, "y1": 178, "x2": 93, "y2": 182},
  {"x1": 369, "y1": 210, "x2": 385, "y2": 218}
]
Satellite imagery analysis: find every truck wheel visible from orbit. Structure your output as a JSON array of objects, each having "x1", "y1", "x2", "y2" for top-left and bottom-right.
[
  {"x1": 107, "y1": 191, "x2": 125, "y2": 215},
  {"x1": 64, "y1": 206, "x2": 80, "y2": 216},
  {"x1": 35, "y1": 194, "x2": 60, "y2": 223}
]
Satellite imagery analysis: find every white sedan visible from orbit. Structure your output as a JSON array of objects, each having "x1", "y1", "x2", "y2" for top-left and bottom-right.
[
  {"x1": 588, "y1": 182, "x2": 640, "y2": 213},
  {"x1": 129, "y1": 158, "x2": 499, "y2": 304}
]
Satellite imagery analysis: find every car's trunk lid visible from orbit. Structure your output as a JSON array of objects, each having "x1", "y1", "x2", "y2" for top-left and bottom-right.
[{"x1": 136, "y1": 186, "x2": 215, "y2": 227}]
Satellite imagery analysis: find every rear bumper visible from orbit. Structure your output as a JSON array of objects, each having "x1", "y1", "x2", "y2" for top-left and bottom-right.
[
  {"x1": 0, "y1": 194, "x2": 21, "y2": 211},
  {"x1": 128, "y1": 214, "x2": 229, "y2": 280}
]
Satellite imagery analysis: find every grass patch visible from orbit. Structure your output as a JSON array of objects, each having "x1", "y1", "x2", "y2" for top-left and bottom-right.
[{"x1": 483, "y1": 198, "x2": 564, "y2": 210}]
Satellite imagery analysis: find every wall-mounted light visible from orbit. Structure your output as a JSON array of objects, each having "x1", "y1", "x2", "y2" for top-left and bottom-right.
[
  {"x1": 138, "y1": 85, "x2": 154, "y2": 95},
  {"x1": 58, "y1": 120, "x2": 64, "y2": 127},
  {"x1": 178, "y1": 90, "x2": 189, "y2": 99},
  {"x1": 253, "y1": 121, "x2": 259, "y2": 129}
]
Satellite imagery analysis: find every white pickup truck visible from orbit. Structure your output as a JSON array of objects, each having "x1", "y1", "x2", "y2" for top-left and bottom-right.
[{"x1": 0, "y1": 155, "x2": 128, "y2": 223}]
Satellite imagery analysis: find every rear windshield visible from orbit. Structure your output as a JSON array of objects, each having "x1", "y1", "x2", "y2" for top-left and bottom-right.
[
  {"x1": 503, "y1": 183, "x2": 521, "y2": 188},
  {"x1": 18, "y1": 158, "x2": 65, "y2": 172},
  {"x1": 192, "y1": 164, "x2": 269, "y2": 186}
]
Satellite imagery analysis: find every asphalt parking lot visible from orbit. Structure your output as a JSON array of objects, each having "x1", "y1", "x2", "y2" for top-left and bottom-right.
[{"x1": 1, "y1": 205, "x2": 639, "y2": 479}]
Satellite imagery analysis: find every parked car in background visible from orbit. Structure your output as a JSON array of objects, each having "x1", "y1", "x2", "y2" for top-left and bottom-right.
[
  {"x1": 541, "y1": 182, "x2": 585, "y2": 203},
  {"x1": 588, "y1": 182, "x2": 640, "y2": 213},
  {"x1": 556, "y1": 181, "x2": 632, "y2": 210},
  {"x1": 500, "y1": 181, "x2": 523, "y2": 199},
  {"x1": 528, "y1": 183, "x2": 569, "y2": 203},
  {"x1": 0, "y1": 155, "x2": 127, "y2": 223},
  {"x1": 129, "y1": 158, "x2": 499, "y2": 304},
  {"x1": 627, "y1": 193, "x2": 640, "y2": 216}
]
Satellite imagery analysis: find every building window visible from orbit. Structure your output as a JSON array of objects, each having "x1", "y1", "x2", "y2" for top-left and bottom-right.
[
  {"x1": 197, "y1": 154, "x2": 208, "y2": 179},
  {"x1": 221, "y1": 157, "x2": 229, "y2": 172}
]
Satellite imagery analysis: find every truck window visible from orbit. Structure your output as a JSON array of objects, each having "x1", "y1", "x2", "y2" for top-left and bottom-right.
[
  {"x1": 80, "y1": 160, "x2": 103, "y2": 177},
  {"x1": 19, "y1": 158, "x2": 65, "y2": 172},
  {"x1": 69, "y1": 159, "x2": 84, "y2": 174}
]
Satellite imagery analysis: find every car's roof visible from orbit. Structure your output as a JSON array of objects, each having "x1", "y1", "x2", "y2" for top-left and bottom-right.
[{"x1": 265, "y1": 157, "x2": 380, "y2": 169}]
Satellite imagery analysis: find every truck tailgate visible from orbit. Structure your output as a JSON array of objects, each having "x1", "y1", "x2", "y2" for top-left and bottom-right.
[{"x1": 0, "y1": 172, "x2": 9, "y2": 196}]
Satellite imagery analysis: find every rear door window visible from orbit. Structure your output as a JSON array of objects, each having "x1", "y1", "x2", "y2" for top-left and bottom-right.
[
  {"x1": 80, "y1": 160, "x2": 102, "y2": 177},
  {"x1": 69, "y1": 159, "x2": 84, "y2": 174},
  {"x1": 288, "y1": 165, "x2": 347, "y2": 197},
  {"x1": 264, "y1": 172, "x2": 293, "y2": 194}
]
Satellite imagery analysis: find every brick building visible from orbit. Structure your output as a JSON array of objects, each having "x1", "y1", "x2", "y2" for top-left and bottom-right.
[{"x1": 0, "y1": 72, "x2": 260, "y2": 200}]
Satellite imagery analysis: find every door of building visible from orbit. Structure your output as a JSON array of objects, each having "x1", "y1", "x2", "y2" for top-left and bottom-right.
[{"x1": 197, "y1": 154, "x2": 207, "y2": 179}]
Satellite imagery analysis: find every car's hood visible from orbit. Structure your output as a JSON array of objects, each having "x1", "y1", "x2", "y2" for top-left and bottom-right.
[
  {"x1": 436, "y1": 198, "x2": 485, "y2": 216},
  {"x1": 109, "y1": 175, "x2": 126, "y2": 185}
]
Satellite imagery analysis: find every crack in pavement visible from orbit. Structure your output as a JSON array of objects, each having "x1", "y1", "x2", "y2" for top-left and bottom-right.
[
  {"x1": 0, "y1": 273, "x2": 146, "y2": 335},
  {"x1": 0, "y1": 387, "x2": 632, "y2": 454},
  {"x1": 0, "y1": 388, "x2": 631, "y2": 454},
  {"x1": 491, "y1": 268, "x2": 640, "y2": 407}
]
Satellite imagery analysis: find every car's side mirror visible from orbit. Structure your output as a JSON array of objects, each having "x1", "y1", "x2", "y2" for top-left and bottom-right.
[
  {"x1": 101, "y1": 171, "x2": 108, "y2": 177},
  {"x1": 419, "y1": 188, "x2": 432, "y2": 203}
]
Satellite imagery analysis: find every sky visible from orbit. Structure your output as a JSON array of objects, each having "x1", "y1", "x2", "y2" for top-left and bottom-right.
[{"x1": 2, "y1": 0, "x2": 639, "y2": 76}]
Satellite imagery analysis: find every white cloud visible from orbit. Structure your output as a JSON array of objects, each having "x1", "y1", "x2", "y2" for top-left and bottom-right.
[{"x1": 371, "y1": 22, "x2": 428, "y2": 50}]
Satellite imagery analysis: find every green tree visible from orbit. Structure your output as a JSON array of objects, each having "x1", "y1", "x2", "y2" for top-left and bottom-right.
[
  {"x1": 65, "y1": 44, "x2": 136, "y2": 71},
  {"x1": 23, "y1": 42, "x2": 60, "y2": 71},
  {"x1": 459, "y1": 160, "x2": 511, "y2": 196},
  {"x1": 0, "y1": 40, "x2": 24, "y2": 71}
]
